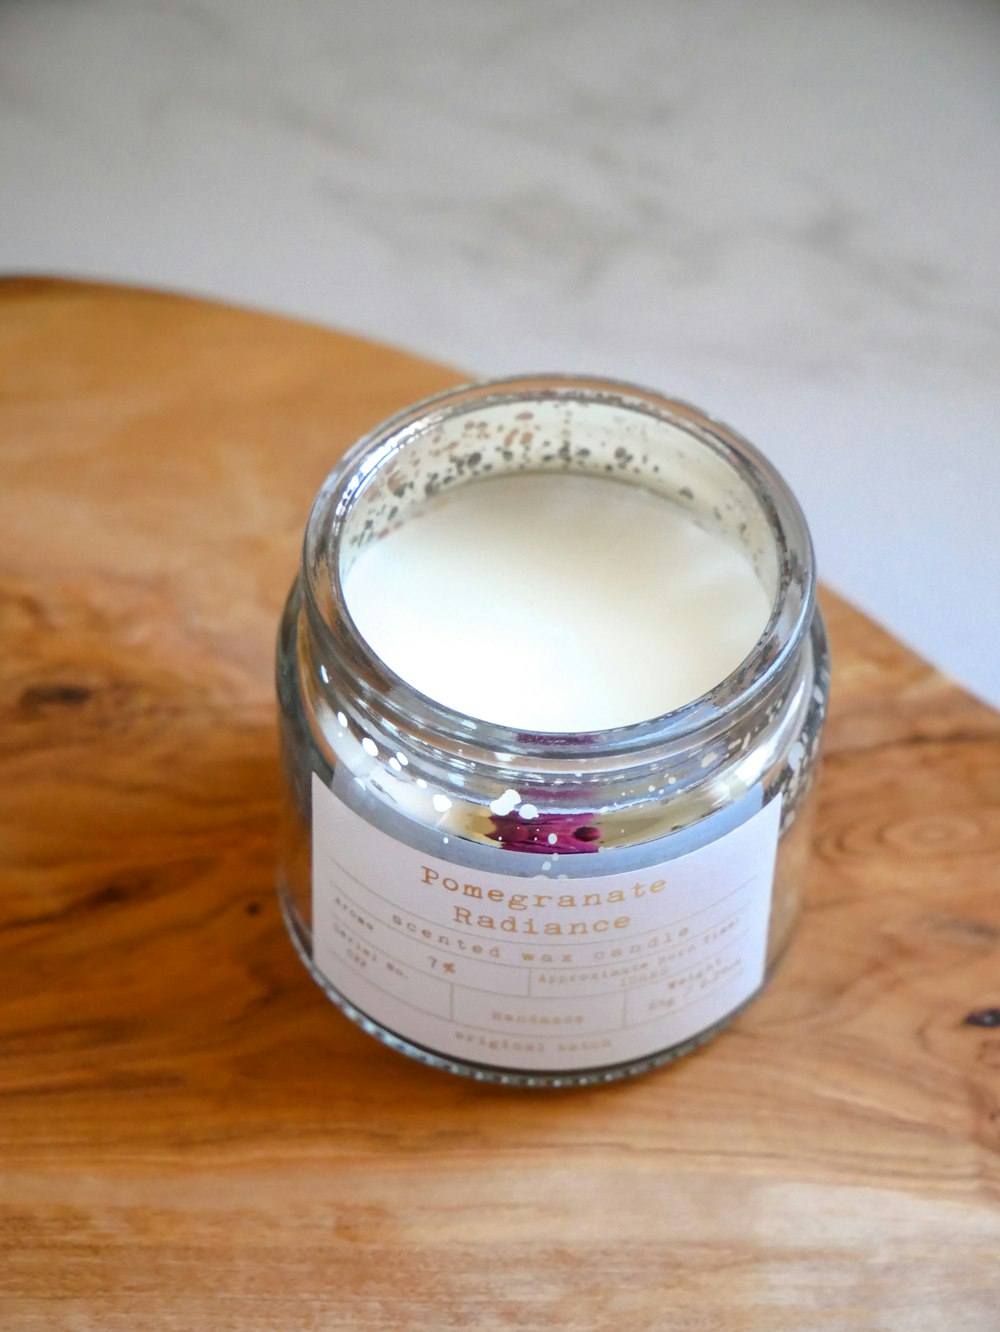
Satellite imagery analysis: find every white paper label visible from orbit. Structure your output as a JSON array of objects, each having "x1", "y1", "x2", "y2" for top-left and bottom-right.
[{"x1": 312, "y1": 775, "x2": 782, "y2": 1072}]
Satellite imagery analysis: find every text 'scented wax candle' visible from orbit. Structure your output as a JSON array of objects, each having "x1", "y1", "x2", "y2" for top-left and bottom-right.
[
  {"x1": 342, "y1": 473, "x2": 773, "y2": 733},
  {"x1": 276, "y1": 377, "x2": 830, "y2": 1087}
]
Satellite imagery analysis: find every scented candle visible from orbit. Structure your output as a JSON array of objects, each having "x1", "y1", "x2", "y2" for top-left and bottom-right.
[{"x1": 276, "y1": 376, "x2": 829, "y2": 1086}]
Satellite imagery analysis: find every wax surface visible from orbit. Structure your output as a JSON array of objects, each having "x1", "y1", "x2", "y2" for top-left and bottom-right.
[{"x1": 343, "y1": 473, "x2": 772, "y2": 731}]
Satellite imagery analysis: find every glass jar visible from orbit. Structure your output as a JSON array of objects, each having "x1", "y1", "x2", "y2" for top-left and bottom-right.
[{"x1": 276, "y1": 375, "x2": 829, "y2": 1087}]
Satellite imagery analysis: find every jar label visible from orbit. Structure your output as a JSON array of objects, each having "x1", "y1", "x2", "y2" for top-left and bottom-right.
[{"x1": 311, "y1": 775, "x2": 782, "y2": 1074}]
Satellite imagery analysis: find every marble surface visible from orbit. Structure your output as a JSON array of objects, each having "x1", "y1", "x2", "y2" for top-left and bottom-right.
[{"x1": 2, "y1": 0, "x2": 998, "y2": 704}]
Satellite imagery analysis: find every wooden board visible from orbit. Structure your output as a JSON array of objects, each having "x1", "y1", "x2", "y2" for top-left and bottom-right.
[{"x1": 1, "y1": 277, "x2": 998, "y2": 1332}]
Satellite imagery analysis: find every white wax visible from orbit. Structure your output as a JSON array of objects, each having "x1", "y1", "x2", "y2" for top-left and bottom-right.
[{"x1": 343, "y1": 473, "x2": 771, "y2": 732}]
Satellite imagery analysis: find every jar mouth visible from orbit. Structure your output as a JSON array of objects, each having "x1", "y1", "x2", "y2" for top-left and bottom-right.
[{"x1": 302, "y1": 373, "x2": 816, "y2": 760}]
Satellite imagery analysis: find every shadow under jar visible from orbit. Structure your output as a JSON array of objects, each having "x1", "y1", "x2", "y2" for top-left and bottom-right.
[{"x1": 276, "y1": 375, "x2": 829, "y2": 1087}]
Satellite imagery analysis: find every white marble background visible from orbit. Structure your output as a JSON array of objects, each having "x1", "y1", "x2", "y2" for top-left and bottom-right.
[{"x1": 2, "y1": 0, "x2": 998, "y2": 704}]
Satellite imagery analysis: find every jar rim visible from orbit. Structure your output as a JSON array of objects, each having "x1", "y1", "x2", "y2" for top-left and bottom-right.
[{"x1": 301, "y1": 373, "x2": 817, "y2": 761}]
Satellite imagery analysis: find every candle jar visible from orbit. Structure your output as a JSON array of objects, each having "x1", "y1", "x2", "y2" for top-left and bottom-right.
[{"x1": 276, "y1": 375, "x2": 829, "y2": 1087}]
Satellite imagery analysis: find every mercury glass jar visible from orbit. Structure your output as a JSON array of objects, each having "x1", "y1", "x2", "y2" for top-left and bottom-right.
[{"x1": 276, "y1": 375, "x2": 829, "y2": 1087}]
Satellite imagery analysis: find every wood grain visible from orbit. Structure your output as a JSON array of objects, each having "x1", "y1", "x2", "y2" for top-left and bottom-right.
[{"x1": 1, "y1": 277, "x2": 998, "y2": 1332}]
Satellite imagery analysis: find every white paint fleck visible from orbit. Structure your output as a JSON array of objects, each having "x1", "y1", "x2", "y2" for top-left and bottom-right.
[
  {"x1": 432, "y1": 793, "x2": 452, "y2": 813},
  {"x1": 519, "y1": 803, "x2": 538, "y2": 820},
  {"x1": 416, "y1": 778, "x2": 428, "y2": 789},
  {"x1": 700, "y1": 750, "x2": 718, "y2": 768},
  {"x1": 547, "y1": 833, "x2": 558, "y2": 845},
  {"x1": 336, "y1": 711, "x2": 348, "y2": 728},
  {"x1": 395, "y1": 752, "x2": 409, "y2": 766},
  {"x1": 489, "y1": 788, "x2": 521, "y2": 816},
  {"x1": 361, "y1": 737, "x2": 378, "y2": 757},
  {"x1": 388, "y1": 757, "x2": 401, "y2": 772},
  {"x1": 319, "y1": 663, "x2": 330, "y2": 683}
]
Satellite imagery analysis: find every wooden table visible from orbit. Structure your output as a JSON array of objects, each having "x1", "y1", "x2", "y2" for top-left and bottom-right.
[{"x1": 2, "y1": 278, "x2": 998, "y2": 1331}]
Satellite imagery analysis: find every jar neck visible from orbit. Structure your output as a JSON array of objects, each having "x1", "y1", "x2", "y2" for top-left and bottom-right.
[{"x1": 300, "y1": 375, "x2": 817, "y2": 780}]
